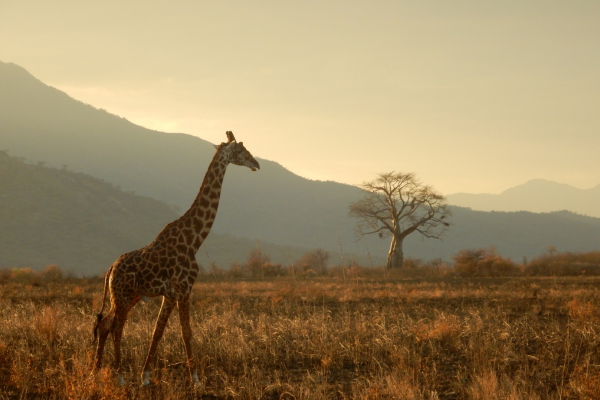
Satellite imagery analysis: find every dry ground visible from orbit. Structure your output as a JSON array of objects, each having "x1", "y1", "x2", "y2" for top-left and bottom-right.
[{"x1": 1, "y1": 274, "x2": 600, "y2": 399}]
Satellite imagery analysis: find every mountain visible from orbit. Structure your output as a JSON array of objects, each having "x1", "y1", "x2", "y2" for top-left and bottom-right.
[
  {"x1": 0, "y1": 60, "x2": 387, "y2": 264},
  {"x1": 3, "y1": 148, "x2": 598, "y2": 274},
  {"x1": 0, "y1": 152, "x2": 312, "y2": 274},
  {"x1": 447, "y1": 179, "x2": 600, "y2": 217},
  {"x1": 2, "y1": 60, "x2": 600, "y2": 268},
  {"x1": 404, "y1": 207, "x2": 600, "y2": 262}
]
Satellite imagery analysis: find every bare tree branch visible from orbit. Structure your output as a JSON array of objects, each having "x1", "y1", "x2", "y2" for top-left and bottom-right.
[{"x1": 349, "y1": 171, "x2": 451, "y2": 268}]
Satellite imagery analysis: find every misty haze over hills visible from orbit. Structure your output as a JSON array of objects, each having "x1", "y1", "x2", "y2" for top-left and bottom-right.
[
  {"x1": 4, "y1": 149, "x2": 600, "y2": 275},
  {"x1": 2, "y1": 60, "x2": 600, "y2": 271},
  {"x1": 0, "y1": 151, "x2": 313, "y2": 274},
  {"x1": 0, "y1": 60, "x2": 388, "y2": 265},
  {"x1": 447, "y1": 179, "x2": 600, "y2": 218}
]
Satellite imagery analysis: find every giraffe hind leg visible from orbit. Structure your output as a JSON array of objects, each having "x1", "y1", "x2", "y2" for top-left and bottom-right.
[
  {"x1": 111, "y1": 309, "x2": 129, "y2": 384},
  {"x1": 108, "y1": 294, "x2": 139, "y2": 385},
  {"x1": 93, "y1": 313, "x2": 102, "y2": 340},
  {"x1": 94, "y1": 308, "x2": 116, "y2": 371}
]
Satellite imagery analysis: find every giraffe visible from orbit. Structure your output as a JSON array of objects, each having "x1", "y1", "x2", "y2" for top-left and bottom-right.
[{"x1": 93, "y1": 131, "x2": 260, "y2": 387}]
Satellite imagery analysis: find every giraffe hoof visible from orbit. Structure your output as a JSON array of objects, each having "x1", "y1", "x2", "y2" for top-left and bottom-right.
[
  {"x1": 141, "y1": 380, "x2": 155, "y2": 388},
  {"x1": 192, "y1": 373, "x2": 202, "y2": 388},
  {"x1": 141, "y1": 371, "x2": 155, "y2": 388}
]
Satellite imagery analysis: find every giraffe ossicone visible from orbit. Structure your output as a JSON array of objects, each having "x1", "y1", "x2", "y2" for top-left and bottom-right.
[{"x1": 93, "y1": 131, "x2": 259, "y2": 387}]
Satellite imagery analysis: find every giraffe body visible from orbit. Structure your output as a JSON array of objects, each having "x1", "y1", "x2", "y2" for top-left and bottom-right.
[{"x1": 93, "y1": 132, "x2": 259, "y2": 386}]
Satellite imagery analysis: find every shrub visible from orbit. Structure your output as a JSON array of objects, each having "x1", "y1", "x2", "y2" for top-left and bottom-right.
[
  {"x1": 260, "y1": 262, "x2": 283, "y2": 277},
  {"x1": 244, "y1": 247, "x2": 273, "y2": 278},
  {"x1": 208, "y1": 262, "x2": 227, "y2": 280},
  {"x1": 402, "y1": 258, "x2": 422, "y2": 269},
  {"x1": 295, "y1": 249, "x2": 330, "y2": 275},
  {"x1": 229, "y1": 261, "x2": 244, "y2": 278},
  {"x1": 10, "y1": 267, "x2": 37, "y2": 283},
  {"x1": 524, "y1": 251, "x2": 600, "y2": 276},
  {"x1": 0, "y1": 268, "x2": 10, "y2": 284},
  {"x1": 452, "y1": 247, "x2": 519, "y2": 277},
  {"x1": 40, "y1": 264, "x2": 63, "y2": 281}
]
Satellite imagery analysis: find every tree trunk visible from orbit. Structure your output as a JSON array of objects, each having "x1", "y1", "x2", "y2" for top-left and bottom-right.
[{"x1": 386, "y1": 235, "x2": 404, "y2": 269}]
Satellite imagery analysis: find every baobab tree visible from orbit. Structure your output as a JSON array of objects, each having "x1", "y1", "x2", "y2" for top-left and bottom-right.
[{"x1": 349, "y1": 172, "x2": 450, "y2": 269}]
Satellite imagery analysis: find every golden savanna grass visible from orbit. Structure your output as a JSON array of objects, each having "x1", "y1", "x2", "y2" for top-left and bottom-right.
[{"x1": 1, "y1": 274, "x2": 600, "y2": 399}]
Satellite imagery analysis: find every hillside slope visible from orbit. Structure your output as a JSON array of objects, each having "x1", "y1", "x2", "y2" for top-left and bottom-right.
[
  {"x1": 0, "y1": 61, "x2": 385, "y2": 261},
  {"x1": 0, "y1": 152, "x2": 311, "y2": 274},
  {"x1": 447, "y1": 179, "x2": 600, "y2": 217},
  {"x1": 404, "y1": 207, "x2": 600, "y2": 261},
  {"x1": 2, "y1": 61, "x2": 600, "y2": 266}
]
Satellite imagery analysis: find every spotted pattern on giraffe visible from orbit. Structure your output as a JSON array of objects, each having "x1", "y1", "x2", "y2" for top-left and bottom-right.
[{"x1": 93, "y1": 131, "x2": 260, "y2": 387}]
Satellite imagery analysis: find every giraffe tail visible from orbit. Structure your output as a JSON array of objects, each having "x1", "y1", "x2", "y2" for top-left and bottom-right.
[{"x1": 93, "y1": 264, "x2": 113, "y2": 340}]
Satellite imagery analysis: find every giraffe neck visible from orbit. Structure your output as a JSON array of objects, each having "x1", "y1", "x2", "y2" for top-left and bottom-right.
[{"x1": 175, "y1": 146, "x2": 229, "y2": 252}]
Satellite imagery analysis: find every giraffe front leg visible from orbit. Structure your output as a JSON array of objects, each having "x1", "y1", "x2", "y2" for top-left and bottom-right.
[
  {"x1": 178, "y1": 296, "x2": 201, "y2": 387},
  {"x1": 141, "y1": 297, "x2": 176, "y2": 386}
]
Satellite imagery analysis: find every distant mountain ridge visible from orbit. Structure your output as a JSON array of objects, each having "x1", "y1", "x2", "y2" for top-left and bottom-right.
[
  {"x1": 0, "y1": 152, "x2": 312, "y2": 274},
  {"x1": 2, "y1": 60, "x2": 600, "y2": 268},
  {"x1": 404, "y1": 207, "x2": 600, "y2": 262},
  {"x1": 0, "y1": 60, "x2": 387, "y2": 263},
  {"x1": 447, "y1": 179, "x2": 600, "y2": 218},
  {"x1": 4, "y1": 148, "x2": 600, "y2": 274}
]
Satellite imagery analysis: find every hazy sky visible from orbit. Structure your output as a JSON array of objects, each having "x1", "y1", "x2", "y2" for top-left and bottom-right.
[{"x1": 1, "y1": 1, "x2": 599, "y2": 194}]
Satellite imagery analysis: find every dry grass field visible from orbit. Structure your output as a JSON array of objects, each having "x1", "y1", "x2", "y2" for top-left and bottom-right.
[{"x1": 1, "y1": 270, "x2": 600, "y2": 399}]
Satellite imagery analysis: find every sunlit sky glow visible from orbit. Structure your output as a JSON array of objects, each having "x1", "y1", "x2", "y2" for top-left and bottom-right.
[{"x1": 1, "y1": 1, "x2": 599, "y2": 194}]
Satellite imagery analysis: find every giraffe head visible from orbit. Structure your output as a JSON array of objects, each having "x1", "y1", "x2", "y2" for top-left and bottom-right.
[{"x1": 220, "y1": 131, "x2": 260, "y2": 171}]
